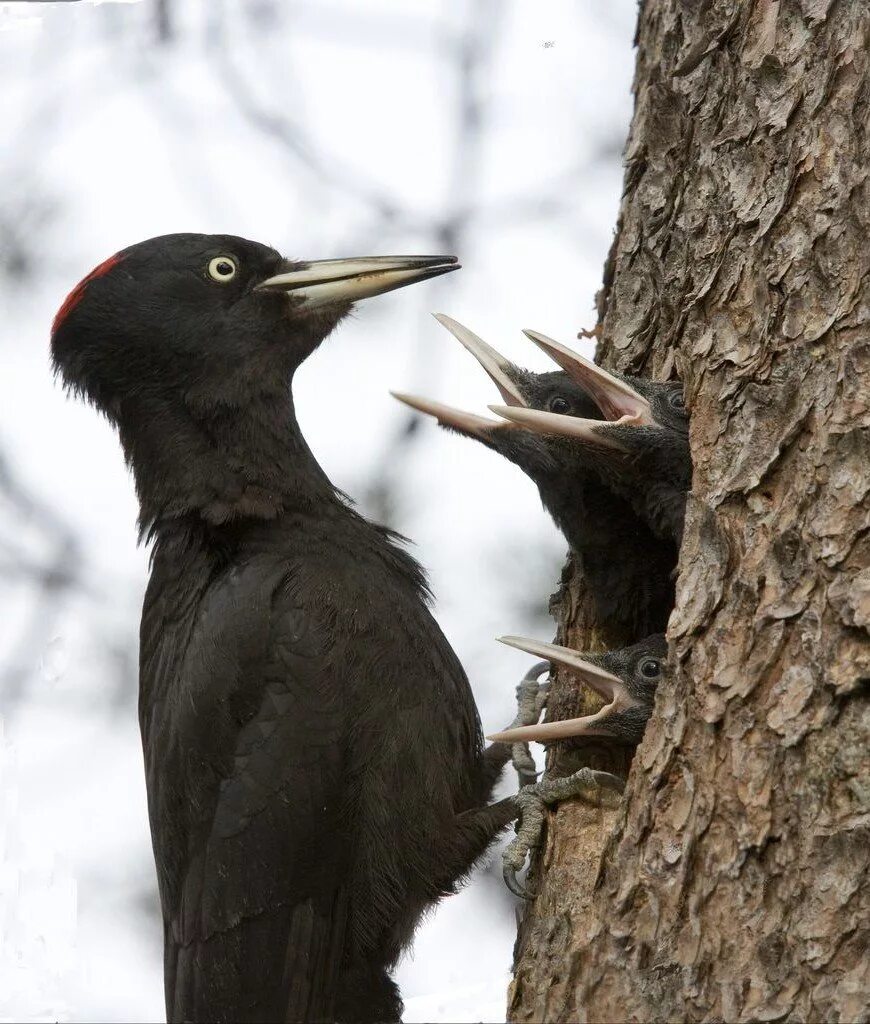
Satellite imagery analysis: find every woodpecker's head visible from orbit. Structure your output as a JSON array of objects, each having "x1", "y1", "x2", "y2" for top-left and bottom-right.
[
  {"x1": 391, "y1": 314, "x2": 604, "y2": 483},
  {"x1": 486, "y1": 330, "x2": 691, "y2": 540},
  {"x1": 488, "y1": 328, "x2": 689, "y2": 466},
  {"x1": 488, "y1": 632, "x2": 667, "y2": 747},
  {"x1": 51, "y1": 233, "x2": 458, "y2": 419}
]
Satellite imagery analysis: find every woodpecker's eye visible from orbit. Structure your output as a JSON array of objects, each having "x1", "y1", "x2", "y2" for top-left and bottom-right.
[
  {"x1": 669, "y1": 391, "x2": 685, "y2": 410},
  {"x1": 208, "y1": 256, "x2": 238, "y2": 283},
  {"x1": 639, "y1": 658, "x2": 661, "y2": 679},
  {"x1": 548, "y1": 396, "x2": 571, "y2": 415}
]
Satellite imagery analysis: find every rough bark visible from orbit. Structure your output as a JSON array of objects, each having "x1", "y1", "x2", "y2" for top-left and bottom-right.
[{"x1": 509, "y1": 2, "x2": 869, "y2": 1021}]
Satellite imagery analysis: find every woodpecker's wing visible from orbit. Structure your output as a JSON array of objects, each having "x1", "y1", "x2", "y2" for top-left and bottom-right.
[{"x1": 143, "y1": 562, "x2": 349, "y2": 1024}]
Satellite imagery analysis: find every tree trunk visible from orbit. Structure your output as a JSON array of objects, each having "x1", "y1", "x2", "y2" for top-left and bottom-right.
[{"x1": 509, "y1": 2, "x2": 869, "y2": 1021}]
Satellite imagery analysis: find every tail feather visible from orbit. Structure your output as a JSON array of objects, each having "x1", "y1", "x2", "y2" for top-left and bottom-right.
[{"x1": 164, "y1": 892, "x2": 348, "y2": 1023}]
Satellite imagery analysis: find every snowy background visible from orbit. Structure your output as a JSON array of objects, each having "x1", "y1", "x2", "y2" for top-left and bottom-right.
[{"x1": 0, "y1": 1, "x2": 636, "y2": 1020}]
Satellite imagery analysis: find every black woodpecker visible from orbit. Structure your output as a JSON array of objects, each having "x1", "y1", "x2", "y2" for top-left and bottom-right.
[
  {"x1": 489, "y1": 632, "x2": 667, "y2": 748},
  {"x1": 491, "y1": 330, "x2": 691, "y2": 545},
  {"x1": 51, "y1": 235, "x2": 524, "y2": 1024},
  {"x1": 393, "y1": 315, "x2": 675, "y2": 638},
  {"x1": 487, "y1": 633, "x2": 668, "y2": 897}
]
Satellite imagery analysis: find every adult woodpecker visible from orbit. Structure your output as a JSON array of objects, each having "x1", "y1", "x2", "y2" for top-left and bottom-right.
[
  {"x1": 488, "y1": 633, "x2": 668, "y2": 897},
  {"x1": 393, "y1": 316, "x2": 675, "y2": 638},
  {"x1": 491, "y1": 330, "x2": 690, "y2": 545},
  {"x1": 51, "y1": 234, "x2": 522, "y2": 1023}
]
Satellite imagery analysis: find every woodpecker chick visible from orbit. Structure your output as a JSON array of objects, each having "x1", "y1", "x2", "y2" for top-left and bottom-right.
[
  {"x1": 488, "y1": 632, "x2": 667, "y2": 748},
  {"x1": 392, "y1": 316, "x2": 675, "y2": 638},
  {"x1": 492, "y1": 330, "x2": 690, "y2": 544},
  {"x1": 489, "y1": 633, "x2": 667, "y2": 897}
]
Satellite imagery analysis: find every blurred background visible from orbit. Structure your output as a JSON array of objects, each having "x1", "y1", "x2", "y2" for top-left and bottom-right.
[{"x1": 0, "y1": 0, "x2": 636, "y2": 1019}]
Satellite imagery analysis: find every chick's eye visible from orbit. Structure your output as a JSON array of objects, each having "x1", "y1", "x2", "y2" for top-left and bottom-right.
[
  {"x1": 669, "y1": 391, "x2": 685, "y2": 409},
  {"x1": 639, "y1": 658, "x2": 661, "y2": 679},
  {"x1": 208, "y1": 256, "x2": 238, "y2": 283},
  {"x1": 548, "y1": 396, "x2": 571, "y2": 415}
]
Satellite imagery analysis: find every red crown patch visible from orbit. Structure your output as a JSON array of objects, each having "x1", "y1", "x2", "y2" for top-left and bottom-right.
[{"x1": 52, "y1": 253, "x2": 124, "y2": 335}]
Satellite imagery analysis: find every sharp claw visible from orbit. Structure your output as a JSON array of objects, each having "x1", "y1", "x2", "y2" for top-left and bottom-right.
[
  {"x1": 501, "y1": 785, "x2": 547, "y2": 898},
  {"x1": 500, "y1": 768, "x2": 626, "y2": 898},
  {"x1": 522, "y1": 660, "x2": 552, "y2": 684},
  {"x1": 503, "y1": 859, "x2": 532, "y2": 900},
  {"x1": 502, "y1": 818, "x2": 538, "y2": 900},
  {"x1": 590, "y1": 769, "x2": 626, "y2": 794}
]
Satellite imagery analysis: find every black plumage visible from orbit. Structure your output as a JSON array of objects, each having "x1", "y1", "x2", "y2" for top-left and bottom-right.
[
  {"x1": 493, "y1": 330, "x2": 691, "y2": 545},
  {"x1": 488, "y1": 632, "x2": 669, "y2": 899},
  {"x1": 488, "y1": 633, "x2": 667, "y2": 748},
  {"x1": 393, "y1": 316, "x2": 675, "y2": 638},
  {"x1": 51, "y1": 235, "x2": 517, "y2": 1024}
]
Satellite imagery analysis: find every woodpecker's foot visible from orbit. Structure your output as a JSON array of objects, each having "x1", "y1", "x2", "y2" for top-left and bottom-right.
[
  {"x1": 502, "y1": 767, "x2": 625, "y2": 899},
  {"x1": 508, "y1": 661, "x2": 550, "y2": 788}
]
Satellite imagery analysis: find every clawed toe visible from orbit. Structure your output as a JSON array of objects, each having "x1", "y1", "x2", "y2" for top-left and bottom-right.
[
  {"x1": 506, "y1": 661, "x2": 551, "y2": 786},
  {"x1": 502, "y1": 767, "x2": 626, "y2": 898},
  {"x1": 503, "y1": 853, "x2": 534, "y2": 899},
  {"x1": 514, "y1": 661, "x2": 550, "y2": 724},
  {"x1": 511, "y1": 741, "x2": 540, "y2": 789}
]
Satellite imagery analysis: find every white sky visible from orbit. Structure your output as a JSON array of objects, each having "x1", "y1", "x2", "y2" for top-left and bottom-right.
[{"x1": 0, "y1": 2, "x2": 637, "y2": 1020}]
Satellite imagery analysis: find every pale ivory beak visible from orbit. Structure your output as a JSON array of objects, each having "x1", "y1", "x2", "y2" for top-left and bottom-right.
[
  {"x1": 523, "y1": 329, "x2": 655, "y2": 426},
  {"x1": 487, "y1": 634, "x2": 635, "y2": 743},
  {"x1": 256, "y1": 255, "x2": 459, "y2": 309}
]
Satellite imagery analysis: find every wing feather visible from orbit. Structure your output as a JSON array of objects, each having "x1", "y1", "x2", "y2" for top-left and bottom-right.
[{"x1": 153, "y1": 572, "x2": 348, "y2": 1023}]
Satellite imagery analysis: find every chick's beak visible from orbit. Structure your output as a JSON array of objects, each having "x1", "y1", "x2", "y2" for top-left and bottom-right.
[
  {"x1": 391, "y1": 316, "x2": 528, "y2": 439},
  {"x1": 390, "y1": 392, "x2": 505, "y2": 440},
  {"x1": 488, "y1": 403, "x2": 630, "y2": 452},
  {"x1": 523, "y1": 329, "x2": 655, "y2": 426},
  {"x1": 256, "y1": 255, "x2": 459, "y2": 309},
  {"x1": 487, "y1": 634, "x2": 635, "y2": 744},
  {"x1": 432, "y1": 314, "x2": 526, "y2": 406}
]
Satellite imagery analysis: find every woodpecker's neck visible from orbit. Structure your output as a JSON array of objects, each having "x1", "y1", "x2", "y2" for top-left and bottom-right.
[{"x1": 117, "y1": 388, "x2": 339, "y2": 538}]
